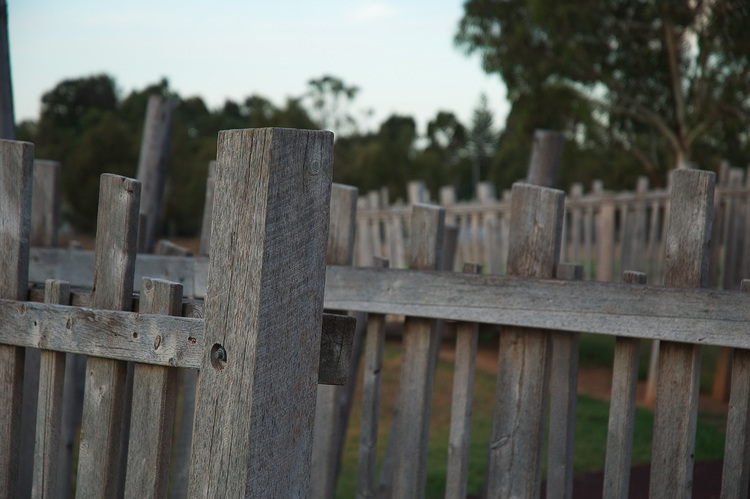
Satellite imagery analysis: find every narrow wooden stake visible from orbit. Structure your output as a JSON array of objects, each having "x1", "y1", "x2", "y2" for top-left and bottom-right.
[
  {"x1": 391, "y1": 203, "x2": 445, "y2": 499},
  {"x1": 603, "y1": 271, "x2": 647, "y2": 499},
  {"x1": 356, "y1": 258, "x2": 390, "y2": 499},
  {"x1": 0, "y1": 2, "x2": 14, "y2": 140},
  {"x1": 31, "y1": 160, "x2": 61, "y2": 248},
  {"x1": 76, "y1": 174, "x2": 141, "y2": 498},
  {"x1": 596, "y1": 196, "x2": 616, "y2": 282},
  {"x1": 125, "y1": 278, "x2": 182, "y2": 498},
  {"x1": 198, "y1": 160, "x2": 216, "y2": 256},
  {"x1": 31, "y1": 280, "x2": 71, "y2": 498},
  {"x1": 0, "y1": 139, "x2": 33, "y2": 498},
  {"x1": 546, "y1": 262, "x2": 584, "y2": 499},
  {"x1": 649, "y1": 169, "x2": 714, "y2": 498},
  {"x1": 188, "y1": 128, "x2": 334, "y2": 497},
  {"x1": 720, "y1": 278, "x2": 750, "y2": 497},
  {"x1": 310, "y1": 183, "x2": 359, "y2": 499},
  {"x1": 136, "y1": 95, "x2": 176, "y2": 253},
  {"x1": 486, "y1": 183, "x2": 564, "y2": 499},
  {"x1": 444, "y1": 262, "x2": 482, "y2": 499}
]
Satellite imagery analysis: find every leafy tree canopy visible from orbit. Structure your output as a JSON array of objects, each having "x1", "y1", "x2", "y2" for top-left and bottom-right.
[{"x1": 456, "y1": 0, "x2": 750, "y2": 183}]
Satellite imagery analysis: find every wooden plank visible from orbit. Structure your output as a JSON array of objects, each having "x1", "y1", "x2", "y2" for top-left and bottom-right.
[
  {"x1": 0, "y1": 2, "x2": 14, "y2": 140},
  {"x1": 603, "y1": 271, "x2": 647, "y2": 499},
  {"x1": 310, "y1": 182, "x2": 358, "y2": 499},
  {"x1": 356, "y1": 258, "x2": 390, "y2": 499},
  {"x1": 125, "y1": 278, "x2": 182, "y2": 498},
  {"x1": 76, "y1": 174, "x2": 141, "y2": 498},
  {"x1": 546, "y1": 263, "x2": 584, "y2": 499},
  {"x1": 31, "y1": 159, "x2": 60, "y2": 248},
  {"x1": 136, "y1": 95, "x2": 176, "y2": 253},
  {"x1": 392, "y1": 203, "x2": 445, "y2": 499},
  {"x1": 188, "y1": 128, "x2": 334, "y2": 497},
  {"x1": 525, "y1": 129, "x2": 564, "y2": 188},
  {"x1": 596, "y1": 196, "x2": 615, "y2": 282},
  {"x1": 445, "y1": 262, "x2": 482, "y2": 499},
  {"x1": 31, "y1": 280, "x2": 70, "y2": 498},
  {"x1": 720, "y1": 278, "x2": 750, "y2": 497},
  {"x1": 486, "y1": 182, "x2": 564, "y2": 499},
  {"x1": 650, "y1": 169, "x2": 714, "y2": 498},
  {"x1": 198, "y1": 160, "x2": 216, "y2": 256},
  {"x1": 0, "y1": 139, "x2": 33, "y2": 499}
]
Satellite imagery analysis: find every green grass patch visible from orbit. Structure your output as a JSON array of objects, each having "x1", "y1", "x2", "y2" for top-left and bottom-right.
[{"x1": 335, "y1": 340, "x2": 726, "y2": 498}]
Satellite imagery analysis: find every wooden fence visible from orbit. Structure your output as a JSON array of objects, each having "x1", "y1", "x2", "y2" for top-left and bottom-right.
[{"x1": 5, "y1": 129, "x2": 750, "y2": 498}]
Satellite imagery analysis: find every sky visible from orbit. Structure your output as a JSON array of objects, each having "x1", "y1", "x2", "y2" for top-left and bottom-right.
[{"x1": 9, "y1": 0, "x2": 509, "y2": 135}]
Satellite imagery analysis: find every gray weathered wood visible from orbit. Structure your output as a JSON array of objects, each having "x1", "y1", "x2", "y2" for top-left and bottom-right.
[
  {"x1": 76, "y1": 174, "x2": 141, "y2": 498},
  {"x1": 311, "y1": 182, "x2": 359, "y2": 499},
  {"x1": 486, "y1": 182, "x2": 564, "y2": 499},
  {"x1": 0, "y1": 2, "x2": 14, "y2": 140},
  {"x1": 188, "y1": 128, "x2": 333, "y2": 498},
  {"x1": 596, "y1": 196, "x2": 616, "y2": 282},
  {"x1": 356, "y1": 258, "x2": 390, "y2": 499},
  {"x1": 125, "y1": 278, "x2": 182, "y2": 498},
  {"x1": 444, "y1": 262, "x2": 482, "y2": 499},
  {"x1": 525, "y1": 129, "x2": 564, "y2": 188},
  {"x1": 136, "y1": 95, "x2": 177, "y2": 253},
  {"x1": 603, "y1": 271, "x2": 647, "y2": 499},
  {"x1": 155, "y1": 239, "x2": 193, "y2": 256},
  {"x1": 720, "y1": 278, "x2": 750, "y2": 498},
  {"x1": 169, "y1": 368, "x2": 196, "y2": 499},
  {"x1": 392, "y1": 203, "x2": 445, "y2": 499},
  {"x1": 31, "y1": 280, "x2": 70, "y2": 499},
  {"x1": 650, "y1": 169, "x2": 714, "y2": 498},
  {"x1": 0, "y1": 139, "x2": 33, "y2": 498},
  {"x1": 31, "y1": 160, "x2": 61, "y2": 248},
  {"x1": 546, "y1": 263, "x2": 584, "y2": 499},
  {"x1": 198, "y1": 160, "x2": 216, "y2": 256}
]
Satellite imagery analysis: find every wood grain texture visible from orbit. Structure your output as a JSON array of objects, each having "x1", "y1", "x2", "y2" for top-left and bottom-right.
[
  {"x1": 311, "y1": 182, "x2": 358, "y2": 499},
  {"x1": 720, "y1": 279, "x2": 750, "y2": 497},
  {"x1": 125, "y1": 278, "x2": 182, "y2": 498},
  {"x1": 546, "y1": 263, "x2": 584, "y2": 499},
  {"x1": 31, "y1": 160, "x2": 60, "y2": 248},
  {"x1": 188, "y1": 128, "x2": 333, "y2": 498},
  {"x1": 76, "y1": 174, "x2": 141, "y2": 498},
  {"x1": 650, "y1": 169, "x2": 714, "y2": 499},
  {"x1": 487, "y1": 183, "x2": 564, "y2": 499},
  {"x1": 525, "y1": 129, "x2": 564, "y2": 188},
  {"x1": 392, "y1": 203, "x2": 445, "y2": 499},
  {"x1": 31, "y1": 280, "x2": 70, "y2": 498},
  {"x1": 0, "y1": 139, "x2": 33, "y2": 499},
  {"x1": 603, "y1": 271, "x2": 647, "y2": 499},
  {"x1": 199, "y1": 160, "x2": 216, "y2": 256},
  {"x1": 444, "y1": 263, "x2": 481, "y2": 499}
]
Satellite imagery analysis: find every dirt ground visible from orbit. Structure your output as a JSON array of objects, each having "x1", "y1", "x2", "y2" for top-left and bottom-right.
[{"x1": 439, "y1": 343, "x2": 727, "y2": 499}]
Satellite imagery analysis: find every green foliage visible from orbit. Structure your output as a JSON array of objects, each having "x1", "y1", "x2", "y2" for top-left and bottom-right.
[{"x1": 456, "y1": 0, "x2": 750, "y2": 185}]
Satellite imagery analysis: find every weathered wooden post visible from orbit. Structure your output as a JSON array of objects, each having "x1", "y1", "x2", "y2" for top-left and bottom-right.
[
  {"x1": 525, "y1": 129, "x2": 564, "y2": 188},
  {"x1": 0, "y1": 1, "x2": 14, "y2": 140},
  {"x1": 136, "y1": 95, "x2": 177, "y2": 253},
  {"x1": 188, "y1": 128, "x2": 334, "y2": 497},
  {"x1": 650, "y1": 169, "x2": 714, "y2": 497},
  {"x1": 31, "y1": 160, "x2": 61, "y2": 248},
  {"x1": 0, "y1": 139, "x2": 33, "y2": 498},
  {"x1": 486, "y1": 183, "x2": 565, "y2": 498}
]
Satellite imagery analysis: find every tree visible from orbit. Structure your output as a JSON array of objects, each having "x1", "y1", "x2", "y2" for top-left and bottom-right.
[
  {"x1": 456, "y1": 0, "x2": 750, "y2": 184},
  {"x1": 467, "y1": 94, "x2": 497, "y2": 193},
  {"x1": 305, "y1": 75, "x2": 361, "y2": 137}
]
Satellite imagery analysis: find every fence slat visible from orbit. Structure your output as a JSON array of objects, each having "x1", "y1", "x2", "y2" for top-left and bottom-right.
[
  {"x1": 31, "y1": 159, "x2": 60, "y2": 248},
  {"x1": 486, "y1": 183, "x2": 564, "y2": 498},
  {"x1": 125, "y1": 278, "x2": 182, "y2": 498},
  {"x1": 76, "y1": 174, "x2": 141, "y2": 498},
  {"x1": 603, "y1": 271, "x2": 647, "y2": 498},
  {"x1": 546, "y1": 262, "x2": 584, "y2": 499},
  {"x1": 356, "y1": 257, "x2": 389, "y2": 499},
  {"x1": 392, "y1": 203, "x2": 445, "y2": 499},
  {"x1": 198, "y1": 160, "x2": 216, "y2": 256},
  {"x1": 0, "y1": 139, "x2": 33, "y2": 499},
  {"x1": 445, "y1": 262, "x2": 482, "y2": 499},
  {"x1": 310, "y1": 183, "x2": 358, "y2": 499},
  {"x1": 650, "y1": 169, "x2": 714, "y2": 498},
  {"x1": 188, "y1": 128, "x2": 333, "y2": 497},
  {"x1": 31, "y1": 279, "x2": 70, "y2": 498},
  {"x1": 720, "y1": 278, "x2": 750, "y2": 496}
]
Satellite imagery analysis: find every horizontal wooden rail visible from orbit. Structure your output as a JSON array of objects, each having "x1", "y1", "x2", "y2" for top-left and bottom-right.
[{"x1": 324, "y1": 265, "x2": 750, "y2": 348}]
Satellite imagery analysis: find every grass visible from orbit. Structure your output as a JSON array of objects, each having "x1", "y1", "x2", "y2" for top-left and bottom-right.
[{"x1": 334, "y1": 335, "x2": 728, "y2": 498}]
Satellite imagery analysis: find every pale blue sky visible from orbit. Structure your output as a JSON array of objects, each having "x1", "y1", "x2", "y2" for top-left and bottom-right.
[{"x1": 10, "y1": 0, "x2": 509, "y2": 134}]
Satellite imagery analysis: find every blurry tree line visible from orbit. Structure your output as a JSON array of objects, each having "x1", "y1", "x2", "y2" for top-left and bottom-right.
[{"x1": 18, "y1": 0, "x2": 750, "y2": 235}]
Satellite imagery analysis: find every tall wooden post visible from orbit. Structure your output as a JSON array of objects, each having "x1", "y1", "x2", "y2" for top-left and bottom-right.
[
  {"x1": 0, "y1": 1, "x2": 14, "y2": 140},
  {"x1": 188, "y1": 128, "x2": 334, "y2": 497},
  {"x1": 136, "y1": 95, "x2": 176, "y2": 253}
]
